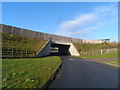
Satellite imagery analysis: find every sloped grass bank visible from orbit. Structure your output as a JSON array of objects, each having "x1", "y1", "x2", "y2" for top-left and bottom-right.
[
  {"x1": 2, "y1": 56, "x2": 61, "y2": 88},
  {"x1": 73, "y1": 43, "x2": 118, "y2": 53},
  {"x1": 2, "y1": 33, "x2": 48, "y2": 57}
]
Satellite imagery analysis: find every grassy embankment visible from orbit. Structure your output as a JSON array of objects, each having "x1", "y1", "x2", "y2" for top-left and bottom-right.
[
  {"x1": 2, "y1": 33, "x2": 48, "y2": 57},
  {"x1": 2, "y1": 56, "x2": 61, "y2": 88},
  {"x1": 73, "y1": 43, "x2": 119, "y2": 66},
  {"x1": 73, "y1": 43, "x2": 118, "y2": 52},
  {"x1": 2, "y1": 33, "x2": 62, "y2": 88}
]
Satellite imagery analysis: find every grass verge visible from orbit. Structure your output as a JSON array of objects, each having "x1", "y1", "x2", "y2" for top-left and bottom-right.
[
  {"x1": 2, "y1": 56, "x2": 61, "y2": 88},
  {"x1": 78, "y1": 53, "x2": 118, "y2": 59},
  {"x1": 102, "y1": 59, "x2": 119, "y2": 66},
  {"x1": 76, "y1": 53, "x2": 119, "y2": 67}
]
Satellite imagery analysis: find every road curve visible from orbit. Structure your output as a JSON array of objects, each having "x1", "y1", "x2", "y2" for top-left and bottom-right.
[{"x1": 49, "y1": 56, "x2": 118, "y2": 88}]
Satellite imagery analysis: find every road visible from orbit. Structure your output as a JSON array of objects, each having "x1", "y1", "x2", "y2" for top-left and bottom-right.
[{"x1": 49, "y1": 56, "x2": 118, "y2": 88}]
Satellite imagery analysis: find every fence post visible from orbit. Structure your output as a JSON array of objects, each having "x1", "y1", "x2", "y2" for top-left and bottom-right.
[
  {"x1": 101, "y1": 49, "x2": 103, "y2": 55},
  {"x1": 26, "y1": 50, "x2": 27, "y2": 56},
  {"x1": 6, "y1": 50, "x2": 8, "y2": 58},
  {"x1": 12, "y1": 49, "x2": 14, "y2": 58},
  {"x1": 21, "y1": 50, "x2": 22, "y2": 58},
  {"x1": 115, "y1": 48, "x2": 117, "y2": 53},
  {"x1": 34, "y1": 52, "x2": 36, "y2": 57},
  {"x1": 93, "y1": 51, "x2": 95, "y2": 56},
  {"x1": 106, "y1": 49, "x2": 108, "y2": 53}
]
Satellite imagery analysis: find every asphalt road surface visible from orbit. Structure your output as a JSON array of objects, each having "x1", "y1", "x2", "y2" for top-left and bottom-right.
[{"x1": 49, "y1": 56, "x2": 118, "y2": 88}]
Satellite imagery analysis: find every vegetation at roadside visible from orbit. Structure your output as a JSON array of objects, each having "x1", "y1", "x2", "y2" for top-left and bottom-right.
[
  {"x1": 2, "y1": 33, "x2": 48, "y2": 57},
  {"x1": 2, "y1": 33, "x2": 47, "y2": 52},
  {"x1": 73, "y1": 43, "x2": 118, "y2": 53},
  {"x1": 102, "y1": 59, "x2": 119, "y2": 66},
  {"x1": 77, "y1": 52, "x2": 119, "y2": 67},
  {"x1": 78, "y1": 53, "x2": 118, "y2": 59},
  {"x1": 2, "y1": 56, "x2": 61, "y2": 88}
]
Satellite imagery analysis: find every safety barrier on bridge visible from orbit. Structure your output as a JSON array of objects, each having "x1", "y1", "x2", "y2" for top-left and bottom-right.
[{"x1": 1, "y1": 24, "x2": 104, "y2": 44}]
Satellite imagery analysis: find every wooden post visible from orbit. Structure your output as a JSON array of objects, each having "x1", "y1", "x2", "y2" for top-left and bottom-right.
[
  {"x1": 106, "y1": 49, "x2": 108, "y2": 53},
  {"x1": 101, "y1": 49, "x2": 103, "y2": 55},
  {"x1": 21, "y1": 50, "x2": 22, "y2": 58},
  {"x1": 34, "y1": 52, "x2": 36, "y2": 57},
  {"x1": 26, "y1": 50, "x2": 27, "y2": 56},
  {"x1": 115, "y1": 48, "x2": 117, "y2": 53},
  {"x1": 12, "y1": 49, "x2": 14, "y2": 58}
]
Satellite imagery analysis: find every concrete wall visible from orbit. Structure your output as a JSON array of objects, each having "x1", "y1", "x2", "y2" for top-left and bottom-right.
[
  {"x1": 1, "y1": 24, "x2": 104, "y2": 44},
  {"x1": 37, "y1": 40, "x2": 51, "y2": 57},
  {"x1": 69, "y1": 43, "x2": 80, "y2": 56}
]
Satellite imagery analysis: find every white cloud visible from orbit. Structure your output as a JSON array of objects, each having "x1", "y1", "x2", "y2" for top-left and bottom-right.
[
  {"x1": 60, "y1": 13, "x2": 97, "y2": 30},
  {"x1": 55, "y1": 4, "x2": 117, "y2": 39}
]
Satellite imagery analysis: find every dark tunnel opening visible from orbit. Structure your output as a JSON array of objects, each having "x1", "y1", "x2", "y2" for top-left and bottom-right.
[{"x1": 50, "y1": 43, "x2": 71, "y2": 56}]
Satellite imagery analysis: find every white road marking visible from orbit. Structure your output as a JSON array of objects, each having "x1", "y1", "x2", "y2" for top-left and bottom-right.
[{"x1": 69, "y1": 58, "x2": 74, "y2": 60}]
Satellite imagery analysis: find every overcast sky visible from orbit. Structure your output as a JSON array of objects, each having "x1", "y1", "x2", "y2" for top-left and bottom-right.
[{"x1": 2, "y1": 2, "x2": 118, "y2": 41}]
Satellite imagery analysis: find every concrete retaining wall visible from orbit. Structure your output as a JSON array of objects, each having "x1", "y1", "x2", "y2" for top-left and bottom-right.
[
  {"x1": 69, "y1": 43, "x2": 80, "y2": 56},
  {"x1": 1, "y1": 24, "x2": 104, "y2": 44},
  {"x1": 37, "y1": 40, "x2": 51, "y2": 57}
]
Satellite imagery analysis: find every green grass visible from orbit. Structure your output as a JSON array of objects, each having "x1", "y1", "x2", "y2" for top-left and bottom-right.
[
  {"x1": 102, "y1": 59, "x2": 119, "y2": 66},
  {"x1": 78, "y1": 53, "x2": 118, "y2": 59},
  {"x1": 2, "y1": 33, "x2": 47, "y2": 53},
  {"x1": 2, "y1": 56, "x2": 61, "y2": 88},
  {"x1": 77, "y1": 53, "x2": 119, "y2": 66},
  {"x1": 73, "y1": 43, "x2": 118, "y2": 52}
]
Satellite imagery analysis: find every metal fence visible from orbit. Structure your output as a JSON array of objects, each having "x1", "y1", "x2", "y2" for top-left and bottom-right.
[
  {"x1": 79, "y1": 48, "x2": 118, "y2": 56},
  {"x1": 2, "y1": 49, "x2": 36, "y2": 58},
  {"x1": 1, "y1": 24, "x2": 103, "y2": 44}
]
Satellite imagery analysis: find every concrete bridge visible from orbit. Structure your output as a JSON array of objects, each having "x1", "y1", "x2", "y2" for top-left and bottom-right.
[
  {"x1": 1, "y1": 24, "x2": 104, "y2": 57},
  {"x1": 37, "y1": 40, "x2": 80, "y2": 57}
]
